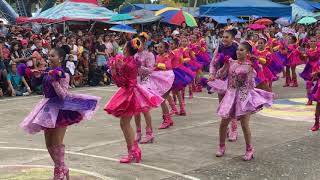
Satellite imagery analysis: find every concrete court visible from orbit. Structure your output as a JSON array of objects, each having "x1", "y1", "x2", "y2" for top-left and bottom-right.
[{"x1": 0, "y1": 70, "x2": 319, "y2": 180}]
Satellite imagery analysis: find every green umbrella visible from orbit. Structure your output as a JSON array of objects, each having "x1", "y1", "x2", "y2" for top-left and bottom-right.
[
  {"x1": 298, "y1": 16, "x2": 317, "y2": 25},
  {"x1": 110, "y1": 14, "x2": 134, "y2": 22}
]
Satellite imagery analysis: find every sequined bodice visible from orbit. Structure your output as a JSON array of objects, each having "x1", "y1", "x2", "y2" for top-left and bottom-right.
[{"x1": 228, "y1": 61, "x2": 254, "y2": 89}]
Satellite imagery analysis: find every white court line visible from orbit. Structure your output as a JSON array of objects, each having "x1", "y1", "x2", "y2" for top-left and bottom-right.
[
  {"x1": 0, "y1": 87, "x2": 116, "y2": 102},
  {"x1": 0, "y1": 146, "x2": 200, "y2": 180},
  {"x1": 72, "y1": 120, "x2": 219, "y2": 152},
  {"x1": 0, "y1": 164, "x2": 114, "y2": 180}
]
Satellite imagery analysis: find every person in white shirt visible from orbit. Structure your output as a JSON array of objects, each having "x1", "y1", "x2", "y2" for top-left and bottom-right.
[{"x1": 66, "y1": 55, "x2": 76, "y2": 88}]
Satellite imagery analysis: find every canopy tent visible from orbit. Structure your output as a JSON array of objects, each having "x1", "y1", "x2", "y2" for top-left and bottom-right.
[
  {"x1": 200, "y1": 0, "x2": 292, "y2": 17},
  {"x1": 202, "y1": 15, "x2": 247, "y2": 24},
  {"x1": 291, "y1": 4, "x2": 317, "y2": 22},
  {"x1": 295, "y1": 0, "x2": 320, "y2": 12},
  {"x1": 120, "y1": 4, "x2": 167, "y2": 14},
  {"x1": 105, "y1": 10, "x2": 161, "y2": 25},
  {"x1": 17, "y1": 1, "x2": 116, "y2": 23}
]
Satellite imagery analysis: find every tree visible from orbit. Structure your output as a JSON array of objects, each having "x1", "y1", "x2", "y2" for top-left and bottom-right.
[{"x1": 159, "y1": 0, "x2": 184, "y2": 7}]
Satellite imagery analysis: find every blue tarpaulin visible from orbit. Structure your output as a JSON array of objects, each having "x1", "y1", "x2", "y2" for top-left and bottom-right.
[
  {"x1": 202, "y1": 15, "x2": 247, "y2": 24},
  {"x1": 200, "y1": 0, "x2": 292, "y2": 17},
  {"x1": 295, "y1": 0, "x2": 320, "y2": 11},
  {"x1": 120, "y1": 4, "x2": 167, "y2": 13}
]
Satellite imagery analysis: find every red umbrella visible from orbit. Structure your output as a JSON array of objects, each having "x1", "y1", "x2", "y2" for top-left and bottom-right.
[
  {"x1": 247, "y1": 24, "x2": 267, "y2": 30},
  {"x1": 255, "y1": 18, "x2": 273, "y2": 25}
]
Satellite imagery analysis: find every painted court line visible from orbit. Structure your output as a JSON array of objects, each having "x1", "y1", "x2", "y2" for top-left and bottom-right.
[
  {"x1": 0, "y1": 87, "x2": 115, "y2": 102},
  {"x1": 0, "y1": 164, "x2": 114, "y2": 180},
  {"x1": 72, "y1": 119, "x2": 219, "y2": 152},
  {"x1": 0, "y1": 147, "x2": 200, "y2": 180}
]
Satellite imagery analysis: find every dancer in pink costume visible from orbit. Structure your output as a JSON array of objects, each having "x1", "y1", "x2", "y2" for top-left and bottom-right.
[
  {"x1": 215, "y1": 42, "x2": 273, "y2": 161},
  {"x1": 300, "y1": 36, "x2": 320, "y2": 106},
  {"x1": 189, "y1": 34, "x2": 204, "y2": 93},
  {"x1": 133, "y1": 33, "x2": 157, "y2": 144},
  {"x1": 284, "y1": 35, "x2": 303, "y2": 87},
  {"x1": 307, "y1": 47, "x2": 320, "y2": 131},
  {"x1": 20, "y1": 48, "x2": 101, "y2": 180},
  {"x1": 208, "y1": 28, "x2": 239, "y2": 142},
  {"x1": 253, "y1": 35, "x2": 278, "y2": 92},
  {"x1": 140, "y1": 41, "x2": 175, "y2": 129},
  {"x1": 169, "y1": 38, "x2": 195, "y2": 116},
  {"x1": 180, "y1": 36, "x2": 201, "y2": 99},
  {"x1": 104, "y1": 38, "x2": 163, "y2": 163}
]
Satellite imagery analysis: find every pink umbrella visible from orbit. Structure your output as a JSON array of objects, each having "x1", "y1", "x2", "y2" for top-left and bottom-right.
[{"x1": 247, "y1": 24, "x2": 267, "y2": 30}]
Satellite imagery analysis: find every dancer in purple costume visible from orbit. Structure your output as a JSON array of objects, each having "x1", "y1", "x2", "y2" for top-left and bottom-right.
[
  {"x1": 300, "y1": 36, "x2": 320, "y2": 105},
  {"x1": 208, "y1": 28, "x2": 239, "y2": 142},
  {"x1": 20, "y1": 48, "x2": 101, "y2": 180}
]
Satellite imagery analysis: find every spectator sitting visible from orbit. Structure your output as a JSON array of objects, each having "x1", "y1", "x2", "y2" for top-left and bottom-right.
[
  {"x1": 88, "y1": 62, "x2": 104, "y2": 86},
  {"x1": 7, "y1": 62, "x2": 31, "y2": 96},
  {"x1": 10, "y1": 41, "x2": 26, "y2": 64},
  {"x1": 0, "y1": 58, "x2": 7, "y2": 97},
  {"x1": 32, "y1": 51, "x2": 46, "y2": 72},
  {"x1": 1, "y1": 38, "x2": 11, "y2": 70},
  {"x1": 20, "y1": 39, "x2": 33, "y2": 68}
]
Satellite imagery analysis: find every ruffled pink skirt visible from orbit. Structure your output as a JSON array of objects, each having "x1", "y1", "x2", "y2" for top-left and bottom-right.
[
  {"x1": 104, "y1": 84, "x2": 164, "y2": 118},
  {"x1": 141, "y1": 70, "x2": 175, "y2": 96},
  {"x1": 287, "y1": 56, "x2": 303, "y2": 67}
]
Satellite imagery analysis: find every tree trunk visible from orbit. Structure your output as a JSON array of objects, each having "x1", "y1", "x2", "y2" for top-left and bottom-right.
[{"x1": 194, "y1": 0, "x2": 197, "y2": 8}]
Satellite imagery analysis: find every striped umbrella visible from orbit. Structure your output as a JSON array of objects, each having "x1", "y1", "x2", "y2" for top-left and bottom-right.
[
  {"x1": 155, "y1": 7, "x2": 197, "y2": 27},
  {"x1": 29, "y1": 1, "x2": 116, "y2": 23}
]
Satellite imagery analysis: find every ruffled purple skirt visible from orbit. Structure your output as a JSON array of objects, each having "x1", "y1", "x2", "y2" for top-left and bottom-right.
[
  {"x1": 184, "y1": 62, "x2": 198, "y2": 72},
  {"x1": 268, "y1": 54, "x2": 284, "y2": 78},
  {"x1": 273, "y1": 52, "x2": 288, "y2": 66},
  {"x1": 217, "y1": 88, "x2": 273, "y2": 119},
  {"x1": 172, "y1": 68, "x2": 194, "y2": 90},
  {"x1": 20, "y1": 94, "x2": 101, "y2": 134},
  {"x1": 196, "y1": 52, "x2": 211, "y2": 67},
  {"x1": 300, "y1": 61, "x2": 317, "y2": 81},
  {"x1": 207, "y1": 79, "x2": 228, "y2": 95}
]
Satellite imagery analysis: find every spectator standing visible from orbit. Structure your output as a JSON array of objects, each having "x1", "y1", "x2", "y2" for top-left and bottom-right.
[{"x1": 95, "y1": 35, "x2": 107, "y2": 68}]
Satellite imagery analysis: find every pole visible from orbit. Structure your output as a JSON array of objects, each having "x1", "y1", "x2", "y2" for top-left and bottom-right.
[{"x1": 63, "y1": 21, "x2": 66, "y2": 35}]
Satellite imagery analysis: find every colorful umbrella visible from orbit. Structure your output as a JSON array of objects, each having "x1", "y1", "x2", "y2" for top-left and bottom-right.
[
  {"x1": 155, "y1": 7, "x2": 197, "y2": 27},
  {"x1": 298, "y1": 16, "x2": 317, "y2": 25},
  {"x1": 110, "y1": 13, "x2": 134, "y2": 22},
  {"x1": 109, "y1": 24, "x2": 137, "y2": 34},
  {"x1": 275, "y1": 17, "x2": 291, "y2": 26},
  {"x1": 255, "y1": 18, "x2": 273, "y2": 25},
  {"x1": 247, "y1": 24, "x2": 267, "y2": 30}
]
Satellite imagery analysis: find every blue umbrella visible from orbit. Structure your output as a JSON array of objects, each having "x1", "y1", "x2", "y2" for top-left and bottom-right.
[{"x1": 109, "y1": 24, "x2": 137, "y2": 34}]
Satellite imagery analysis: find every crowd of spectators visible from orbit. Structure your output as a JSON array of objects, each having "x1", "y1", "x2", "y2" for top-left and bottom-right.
[{"x1": 0, "y1": 17, "x2": 317, "y2": 98}]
